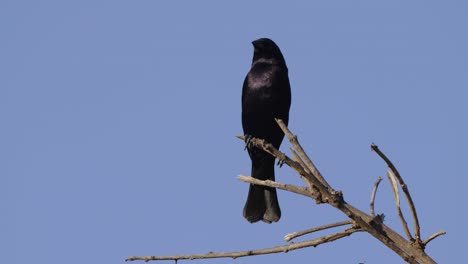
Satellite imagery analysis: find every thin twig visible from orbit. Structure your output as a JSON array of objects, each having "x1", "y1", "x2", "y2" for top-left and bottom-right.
[
  {"x1": 290, "y1": 148, "x2": 314, "y2": 190},
  {"x1": 284, "y1": 220, "x2": 354, "y2": 241},
  {"x1": 238, "y1": 175, "x2": 312, "y2": 198},
  {"x1": 387, "y1": 170, "x2": 413, "y2": 241},
  {"x1": 126, "y1": 228, "x2": 361, "y2": 262},
  {"x1": 275, "y1": 119, "x2": 332, "y2": 190},
  {"x1": 291, "y1": 148, "x2": 311, "y2": 175},
  {"x1": 422, "y1": 231, "x2": 446, "y2": 246},
  {"x1": 370, "y1": 176, "x2": 382, "y2": 217},
  {"x1": 371, "y1": 143, "x2": 421, "y2": 243}
]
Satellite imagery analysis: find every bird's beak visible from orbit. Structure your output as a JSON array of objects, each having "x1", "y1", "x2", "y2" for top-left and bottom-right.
[
  {"x1": 252, "y1": 40, "x2": 260, "y2": 49},
  {"x1": 252, "y1": 41, "x2": 262, "y2": 53}
]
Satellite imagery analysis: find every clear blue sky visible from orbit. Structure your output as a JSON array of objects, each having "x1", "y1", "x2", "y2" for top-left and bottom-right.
[{"x1": 2, "y1": 1, "x2": 465, "y2": 263}]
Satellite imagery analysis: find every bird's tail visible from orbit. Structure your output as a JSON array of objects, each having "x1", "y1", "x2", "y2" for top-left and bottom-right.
[{"x1": 243, "y1": 160, "x2": 281, "y2": 223}]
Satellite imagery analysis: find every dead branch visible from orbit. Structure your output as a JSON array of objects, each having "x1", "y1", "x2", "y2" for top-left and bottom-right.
[
  {"x1": 126, "y1": 227, "x2": 360, "y2": 262},
  {"x1": 275, "y1": 119, "x2": 331, "y2": 190},
  {"x1": 422, "y1": 231, "x2": 446, "y2": 246},
  {"x1": 284, "y1": 220, "x2": 353, "y2": 241},
  {"x1": 291, "y1": 148, "x2": 312, "y2": 176},
  {"x1": 371, "y1": 144, "x2": 422, "y2": 243},
  {"x1": 370, "y1": 176, "x2": 382, "y2": 216},
  {"x1": 238, "y1": 175, "x2": 312, "y2": 198},
  {"x1": 387, "y1": 170, "x2": 413, "y2": 241}
]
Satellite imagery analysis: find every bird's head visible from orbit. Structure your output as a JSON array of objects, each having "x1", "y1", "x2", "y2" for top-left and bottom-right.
[{"x1": 251, "y1": 38, "x2": 286, "y2": 66}]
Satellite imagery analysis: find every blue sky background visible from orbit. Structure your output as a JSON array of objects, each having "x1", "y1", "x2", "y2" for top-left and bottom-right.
[{"x1": 2, "y1": 1, "x2": 466, "y2": 263}]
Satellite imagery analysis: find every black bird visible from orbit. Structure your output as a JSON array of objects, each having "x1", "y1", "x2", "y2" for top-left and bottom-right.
[{"x1": 242, "y1": 38, "x2": 291, "y2": 223}]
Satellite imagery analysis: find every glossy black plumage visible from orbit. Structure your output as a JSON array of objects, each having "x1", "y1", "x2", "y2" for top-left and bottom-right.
[{"x1": 241, "y1": 38, "x2": 291, "y2": 223}]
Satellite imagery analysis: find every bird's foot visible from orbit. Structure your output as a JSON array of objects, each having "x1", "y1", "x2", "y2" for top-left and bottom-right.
[
  {"x1": 277, "y1": 158, "x2": 286, "y2": 168},
  {"x1": 244, "y1": 134, "x2": 254, "y2": 151}
]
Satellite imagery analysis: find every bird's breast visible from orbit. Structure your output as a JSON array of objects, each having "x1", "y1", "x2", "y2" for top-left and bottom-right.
[{"x1": 247, "y1": 71, "x2": 272, "y2": 90}]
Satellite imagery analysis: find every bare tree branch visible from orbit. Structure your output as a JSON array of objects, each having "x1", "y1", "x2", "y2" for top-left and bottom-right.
[
  {"x1": 291, "y1": 148, "x2": 311, "y2": 174},
  {"x1": 370, "y1": 176, "x2": 382, "y2": 217},
  {"x1": 387, "y1": 170, "x2": 413, "y2": 241},
  {"x1": 290, "y1": 148, "x2": 315, "y2": 191},
  {"x1": 238, "y1": 175, "x2": 312, "y2": 198},
  {"x1": 126, "y1": 227, "x2": 361, "y2": 262},
  {"x1": 275, "y1": 119, "x2": 332, "y2": 191},
  {"x1": 422, "y1": 231, "x2": 446, "y2": 246},
  {"x1": 284, "y1": 220, "x2": 354, "y2": 241},
  {"x1": 371, "y1": 143, "x2": 422, "y2": 243}
]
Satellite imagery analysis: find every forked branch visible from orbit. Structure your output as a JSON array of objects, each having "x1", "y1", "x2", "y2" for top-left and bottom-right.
[{"x1": 371, "y1": 144, "x2": 422, "y2": 244}]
